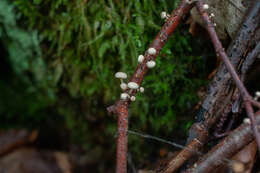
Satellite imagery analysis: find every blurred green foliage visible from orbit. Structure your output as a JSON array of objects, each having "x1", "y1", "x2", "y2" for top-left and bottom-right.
[
  {"x1": 0, "y1": 0, "x2": 55, "y2": 127},
  {"x1": 1, "y1": 0, "x2": 211, "y2": 170}
]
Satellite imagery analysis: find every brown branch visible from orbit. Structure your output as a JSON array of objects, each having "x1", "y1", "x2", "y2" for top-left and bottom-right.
[
  {"x1": 184, "y1": 110, "x2": 260, "y2": 173},
  {"x1": 116, "y1": 102, "x2": 129, "y2": 173},
  {"x1": 159, "y1": 123, "x2": 208, "y2": 173},
  {"x1": 196, "y1": 0, "x2": 260, "y2": 152},
  {"x1": 108, "y1": 1, "x2": 194, "y2": 172}
]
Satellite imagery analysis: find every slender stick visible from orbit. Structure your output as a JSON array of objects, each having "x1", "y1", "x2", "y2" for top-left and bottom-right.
[
  {"x1": 108, "y1": 1, "x2": 194, "y2": 172},
  {"x1": 196, "y1": 0, "x2": 260, "y2": 152},
  {"x1": 116, "y1": 102, "x2": 129, "y2": 173}
]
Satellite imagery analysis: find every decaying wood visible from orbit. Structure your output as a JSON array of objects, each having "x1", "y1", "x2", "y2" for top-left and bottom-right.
[
  {"x1": 190, "y1": 0, "x2": 253, "y2": 40},
  {"x1": 184, "y1": 111, "x2": 260, "y2": 173}
]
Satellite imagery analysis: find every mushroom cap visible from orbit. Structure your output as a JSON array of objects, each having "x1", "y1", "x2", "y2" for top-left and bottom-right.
[
  {"x1": 203, "y1": 4, "x2": 209, "y2": 10},
  {"x1": 146, "y1": 61, "x2": 156, "y2": 68},
  {"x1": 148, "y1": 48, "x2": 156, "y2": 55},
  {"x1": 130, "y1": 96, "x2": 136, "y2": 101},
  {"x1": 128, "y1": 82, "x2": 139, "y2": 89},
  {"x1": 140, "y1": 87, "x2": 144, "y2": 93},
  {"x1": 138, "y1": 55, "x2": 145, "y2": 63},
  {"x1": 186, "y1": 0, "x2": 193, "y2": 4},
  {"x1": 120, "y1": 83, "x2": 128, "y2": 90},
  {"x1": 161, "y1": 11, "x2": 167, "y2": 19},
  {"x1": 243, "y1": 118, "x2": 251, "y2": 124},
  {"x1": 115, "y1": 72, "x2": 127, "y2": 79},
  {"x1": 121, "y1": 93, "x2": 129, "y2": 100}
]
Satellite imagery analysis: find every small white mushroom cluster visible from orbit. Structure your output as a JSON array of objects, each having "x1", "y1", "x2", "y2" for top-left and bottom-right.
[
  {"x1": 161, "y1": 11, "x2": 170, "y2": 20},
  {"x1": 115, "y1": 73, "x2": 145, "y2": 102},
  {"x1": 254, "y1": 91, "x2": 260, "y2": 100},
  {"x1": 121, "y1": 82, "x2": 144, "y2": 101}
]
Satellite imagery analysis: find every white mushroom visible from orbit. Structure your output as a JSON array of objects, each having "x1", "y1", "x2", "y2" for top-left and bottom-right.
[
  {"x1": 186, "y1": 0, "x2": 192, "y2": 4},
  {"x1": 138, "y1": 55, "x2": 145, "y2": 63},
  {"x1": 121, "y1": 93, "x2": 129, "y2": 100},
  {"x1": 128, "y1": 82, "x2": 139, "y2": 89},
  {"x1": 254, "y1": 91, "x2": 260, "y2": 100},
  {"x1": 115, "y1": 72, "x2": 127, "y2": 79},
  {"x1": 161, "y1": 11, "x2": 168, "y2": 19},
  {"x1": 128, "y1": 82, "x2": 139, "y2": 94},
  {"x1": 210, "y1": 13, "x2": 215, "y2": 18},
  {"x1": 146, "y1": 61, "x2": 156, "y2": 68},
  {"x1": 115, "y1": 72, "x2": 128, "y2": 86},
  {"x1": 120, "y1": 83, "x2": 128, "y2": 90},
  {"x1": 243, "y1": 118, "x2": 251, "y2": 124},
  {"x1": 139, "y1": 87, "x2": 144, "y2": 93},
  {"x1": 148, "y1": 48, "x2": 156, "y2": 55},
  {"x1": 130, "y1": 96, "x2": 136, "y2": 102},
  {"x1": 203, "y1": 4, "x2": 209, "y2": 10}
]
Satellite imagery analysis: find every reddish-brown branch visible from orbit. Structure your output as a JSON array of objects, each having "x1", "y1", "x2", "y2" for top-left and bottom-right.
[
  {"x1": 196, "y1": 0, "x2": 260, "y2": 152},
  {"x1": 108, "y1": 1, "x2": 194, "y2": 172},
  {"x1": 160, "y1": 123, "x2": 208, "y2": 173},
  {"x1": 116, "y1": 102, "x2": 129, "y2": 173}
]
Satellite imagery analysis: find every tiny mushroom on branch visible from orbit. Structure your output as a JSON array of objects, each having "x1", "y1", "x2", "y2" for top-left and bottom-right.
[
  {"x1": 243, "y1": 118, "x2": 251, "y2": 124},
  {"x1": 128, "y1": 82, "x2": 139, "y2": 94},
  {"x1": 120, "y1": 93, "x2": 130, "y2": 100},
  {"x1": 139, "y1": 87, "x2": 144, "y2": 93},
  {"x1": 203, "y1": 4, "x2": 209, "y2": 10},
  {"x1": 146, "y1": 60, "x2": 156, "y2": 68},
  {"x1": 254, "y1": 91, "x2": 260, "y2": 100},
  {"x1": 115, "y1": 72, "x2": 128, "y2": 90},
  {"x1": 120, "y1": 83, "x2": 128, "y2": 90},
  {"x1": 161, "y1": 11, "x2": 170, "y2": 20},
  {"x1": 138, "y1": 55, "x2": 145, "y2": 63},
  {"x1": 210, "y1": 13, "x2": 215, "y2": 18},
  {"x1": 148, "y1": 47, "x2": 157, "y2": 55},
  {"x1": 130, "y1": 96, "x2": 136, "y2": 102}
]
